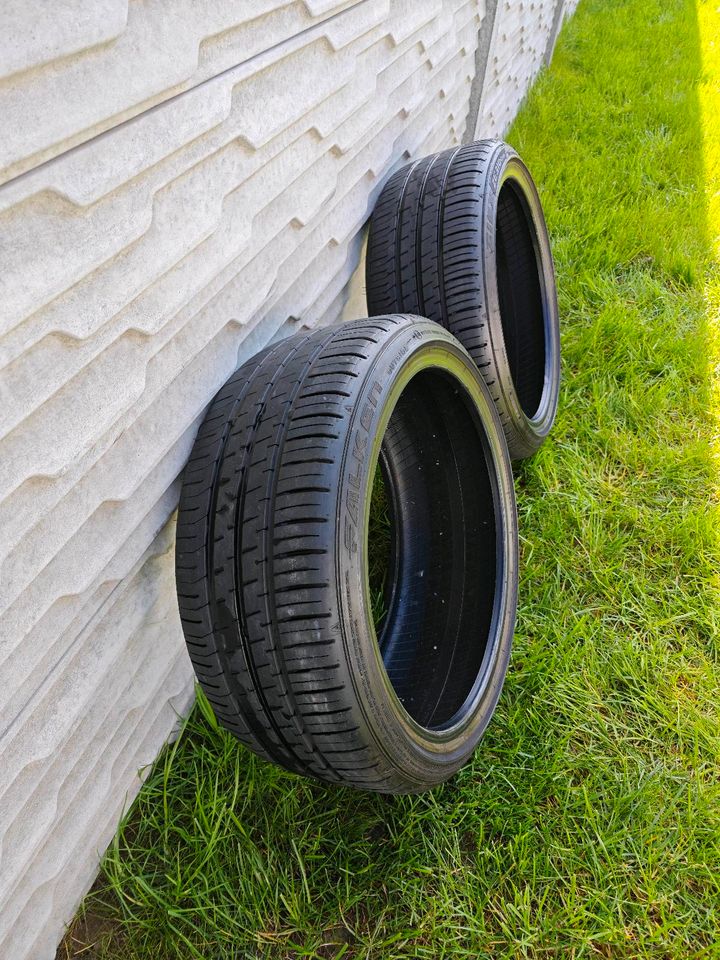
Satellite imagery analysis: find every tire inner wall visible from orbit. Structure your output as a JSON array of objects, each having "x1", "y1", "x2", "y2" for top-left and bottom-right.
[{"x1": 372, "y1": 369, "x2": 498, "y2": 730}]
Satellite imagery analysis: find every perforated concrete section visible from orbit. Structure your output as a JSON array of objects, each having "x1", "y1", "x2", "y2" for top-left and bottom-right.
[
  {"x1": 475, "y1": 0, "x2": 556, "y2": 136},
  {"x1": 0, "y1": 1, "x2": 576, "y2": 955}
]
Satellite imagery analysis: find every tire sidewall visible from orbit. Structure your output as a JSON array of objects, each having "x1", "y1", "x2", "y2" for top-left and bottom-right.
[
  {"x1": 334, "y1": 318, "x2": 518, "y2": 787},
  {"x1": 480, "y1": 143, "x2": 561, "y2": 458}
]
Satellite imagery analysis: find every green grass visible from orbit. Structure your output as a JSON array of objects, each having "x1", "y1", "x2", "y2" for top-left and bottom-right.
[{"x1": 62, "y1": 1, "x2": 720, "y2": 956}]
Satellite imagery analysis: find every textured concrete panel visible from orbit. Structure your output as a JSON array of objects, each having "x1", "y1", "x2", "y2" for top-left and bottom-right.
[
  {"x1": 463, "y1": 0, "x2": 500, "y2": 143},
  {"x1": 0, "y1": 525, "x2": 194, "y2": 960},
  {"x1": 564, "y1": 0, "x2": 581, "y2": 18},
  {"x1": 0, "y1": 0, "x2": 579, "y2": 955},
  {"x1": 474, "y1": 0, "x2": 557, "y2": 137},
  {"x1": 0, "y1": 2, "x2": 485, "y2": 957},
  {"x1": 0, "y1": 0, "x2": 366, "y2": 183}
]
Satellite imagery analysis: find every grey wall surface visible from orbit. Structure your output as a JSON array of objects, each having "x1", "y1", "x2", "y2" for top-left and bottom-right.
[{"x1": 0, "y1": 1, "x2": 576, "y2": 956}]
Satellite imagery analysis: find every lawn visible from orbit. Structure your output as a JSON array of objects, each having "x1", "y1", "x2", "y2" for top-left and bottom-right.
[{"x1": 61, "y1": 1, "x2": 720, "y2": 956}]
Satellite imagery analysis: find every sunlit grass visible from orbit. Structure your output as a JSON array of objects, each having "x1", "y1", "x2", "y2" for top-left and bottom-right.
[
  {"x1": 61, "y1": 1, "x2": 720, "y2": 957},
  {"x1": 699, "y1": 0, "x2": 720, "y2": 487}
]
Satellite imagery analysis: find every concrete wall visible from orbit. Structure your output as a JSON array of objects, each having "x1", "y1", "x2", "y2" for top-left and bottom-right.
[{"x1": 0, "y1": 1, "x2": 576, "y2": 956}]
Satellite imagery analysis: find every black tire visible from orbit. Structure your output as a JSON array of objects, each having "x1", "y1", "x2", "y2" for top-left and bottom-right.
[
  {"x1": 366, "y1": 139, "x2": 560, "y2": 460},
  {"x1": 175, "y1": 315, "x2": 518, "y2": 794}
]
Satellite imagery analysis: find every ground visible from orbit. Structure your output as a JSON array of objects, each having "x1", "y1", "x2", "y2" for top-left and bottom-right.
[{"x1": 60, "y1": 0, "x2": 720, "y2": 956}]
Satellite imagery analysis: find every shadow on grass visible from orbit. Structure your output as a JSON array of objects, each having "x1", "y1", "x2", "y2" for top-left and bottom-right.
[{"x1": 61, "y1": 1, "x2": 720, "y2": 957}]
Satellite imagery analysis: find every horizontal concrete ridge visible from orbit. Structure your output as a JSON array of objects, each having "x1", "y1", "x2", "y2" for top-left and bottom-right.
[
  {"x1": 0, "y1": 0, "x2": 577, "y2": 955},
  {"x1": 0, "y1": 0, "x2": 370, "y2": 184}
]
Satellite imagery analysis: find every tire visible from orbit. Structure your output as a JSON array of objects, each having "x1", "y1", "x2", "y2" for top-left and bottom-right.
[
  {"x1": 175, "y1": 315, "x2": 518, "y2": 793},
  {"x1": 366, "y1": 139, "x2": 560, "y2": 460}
]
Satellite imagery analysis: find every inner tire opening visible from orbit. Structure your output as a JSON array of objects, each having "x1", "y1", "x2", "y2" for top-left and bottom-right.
[
  {"x1": 369, "y1": 368, "x2": 499, "y2": 731},
  {"x1": 495, "y1": 179, "x2": 546, "y2": 418},
  {"x1": 368, "y1": 462, "x2": 394, "y2": 634}
]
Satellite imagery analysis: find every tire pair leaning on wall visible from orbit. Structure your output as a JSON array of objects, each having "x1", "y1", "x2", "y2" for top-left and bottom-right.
[{"x1": 175, "y1": 139, "x2": 560, "y2": 794}]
